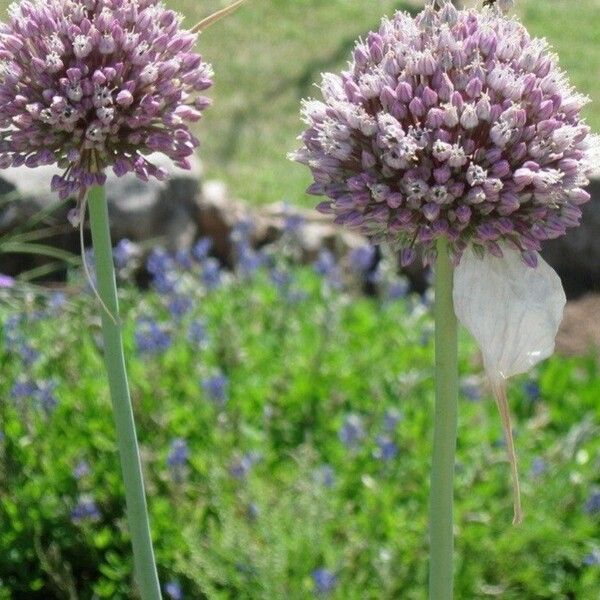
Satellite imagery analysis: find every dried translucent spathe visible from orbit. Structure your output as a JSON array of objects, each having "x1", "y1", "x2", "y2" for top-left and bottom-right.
[
  {"x1": 0, "y1": 0, "x2": 213, "y2": 198},
  {"x1": 292, "y1": 2, "x2": 600, "y2": 266}
]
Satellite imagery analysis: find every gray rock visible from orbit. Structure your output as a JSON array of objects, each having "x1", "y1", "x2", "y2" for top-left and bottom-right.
[{"x1": 0, "y1": 152, "x2": 202, "y2": 241}]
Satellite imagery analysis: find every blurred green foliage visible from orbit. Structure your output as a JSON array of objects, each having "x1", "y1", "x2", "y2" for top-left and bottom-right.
[{"x1": 0, "y1": 261, "x2": 599, "y2": 598}]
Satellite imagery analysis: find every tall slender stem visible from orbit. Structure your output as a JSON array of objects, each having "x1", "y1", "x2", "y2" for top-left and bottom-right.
[
  {"x1": 87, "y1": 185, "x2": 162, "y2": 600},
  {"x1": 429, "y1": 237, "x2": 458, "y2": 600}
]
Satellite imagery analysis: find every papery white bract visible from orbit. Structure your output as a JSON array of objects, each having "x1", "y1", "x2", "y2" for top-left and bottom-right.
[
  {"x1": 453, "y1": 246, "x2": 566, "y2": 380},
  {"x1": 453, "y1": 245, "x2": 566, "y2": 522}
]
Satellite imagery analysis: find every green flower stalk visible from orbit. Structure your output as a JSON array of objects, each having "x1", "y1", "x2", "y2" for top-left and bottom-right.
[
  {"x1": 0, "y1": 0, "x2": 248, "y2": 596},
  {"x1": 88, "y1": 184, "x2": 161, "y2": 599},
  {"x1": 292, "y1": 1, "x2": 599, "y2": 597}
]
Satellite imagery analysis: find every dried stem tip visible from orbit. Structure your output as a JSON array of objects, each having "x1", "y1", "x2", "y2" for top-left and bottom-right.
[{"x1": 190, "y1": 0, "x2": 248, "y2": 34}]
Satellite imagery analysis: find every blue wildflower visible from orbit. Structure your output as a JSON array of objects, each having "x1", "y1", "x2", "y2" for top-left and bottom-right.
[
  {"x1": 175, "y1": 248, "x2": 193, "y2": 270},
  {"x1": 314, "y1": 249, "x2": 336, "y2": 277},
  {"x1": 164, "y1": 581, "x2": 183, "y2": 600},
  {"x1": 18, "y1": 343, "x2": 39, "y2": 367},
  {"x1": 192, "y1": 237, "x2": 213, "y2": 262},
  {"x1": 312, "y1": 568, "x2": 337, "y2": 595},
  {"x1": 349, "y1": 245, "x2": 376, "y2": 274},
  {"x1": 229, "y1": 452, "x2": 262, "y2": 480},
  {"x1": 230, "y1": 218, "x2": 254, "y2": 245},
  {"x1": 135, "y1": 318, "x2": 171, "y2": 355},
  {"x1": 246, "y1": 502, "x2": 260, "y2": 520},
  {"x1": 113, "y1": 238, "x2": 136, "y2": 269},
  {"x1": 584, "y1": 491, "x2": 600, "y2": 515},
  {"x1": 523, "y1": 380, "x2": 541, "y2": 402},
  {"x1": 383, "y1": 409, "x2": 403, "y2": 431},
  {"x1": 167, "y1": 438, "x2": 189, "y2": 468},
  {"x1": 530, "y1": 457, "x2": 547, "y2": 478},
  {"x1": 71, "y1": 495, "x2": 101, "y2": 523},
  {"x1": 339, "y1": 414, "x2": 365, "y2": 448},
  {"x1": 201, "y1": 258, "x2": 222, "y2": 290},
  {"x1": 375, "y1": 435, "x2": 398, "y2": 461},
  {"x1": 167, "y1": 294, "x2": 193, "y2": 320},
  {"x1": 188, "y1": 319, "x2": 207, "y2": 347},
  {"x1": 147, "y1": 248, "x2": 173, "y2": 275},
  {"x1": 387, "y1": 279, "x2": 409, "y2": 301},
  {"x1": 460, "y1": 377, "x2": 483, "y2": 402},
  {"x1": 73, "y1": 460, "x2": 91, "y2": 480},
  {"x1": 35, "y1": 380, "x2": 58, "y2": 413},
  {"x1": 237, "y1": 243, "x2": 263, "y2": 277},
  {"x1": 583, "y1": 550, "x2": 600, "y2": 566},
  {"x1": 48, "y1": 291, "x2": 67, "y2": 311},
  {"x1": 270, "y1": 267, "x2": 291, "y2": 291},
  {"x1": 313, "y1": 464, "x2": 335, "y2": 488},
  {"x1": 10, "y1": 379, "x2": 37, "y2": 400},
  {"x1": 202, "y1": 373, "x2": 229, "y2": 407},
  {"x1": 283, "y1": 205, "x2": 304, "y2": 235}
]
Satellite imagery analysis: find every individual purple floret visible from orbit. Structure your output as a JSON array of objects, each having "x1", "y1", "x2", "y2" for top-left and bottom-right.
[
  {"x1": 292, "y1": 1, "x2": 600, "y2": 265},
  {"x1": 0, "y1": 0, "x2": 213, "y2": 199}
]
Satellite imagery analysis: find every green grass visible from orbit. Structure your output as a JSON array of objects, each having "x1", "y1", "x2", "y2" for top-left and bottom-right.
[
  {"x1": 1, "y1": 247, "x2": 599, "y2": 598},
  {"x1": 0, "y1": 0, "x2": 598, "y2": 206}
]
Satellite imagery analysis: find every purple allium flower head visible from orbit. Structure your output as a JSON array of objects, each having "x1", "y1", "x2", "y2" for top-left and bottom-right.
[
  {"x1": 292, "y1": 2, "x2": 600, "y2": 265},
  {"x1": 312, "y1": 568, "x2": 337, "y2": 595},
  {"x1": 0, "y1": 0, "x2": 213, "y2": 199}
]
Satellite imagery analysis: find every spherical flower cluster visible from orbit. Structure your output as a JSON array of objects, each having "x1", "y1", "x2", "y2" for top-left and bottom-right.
[
  {"x1": 0, "y1": 0, "x2": 213, "y2": 198},
  {"x1": 293, "y1": 2, "x2": 600, "y2": 266}
]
